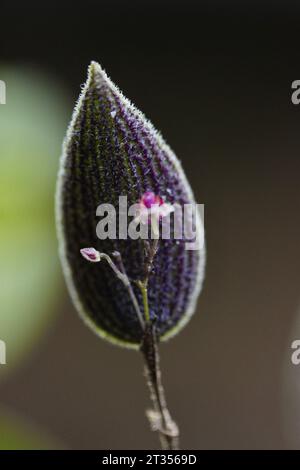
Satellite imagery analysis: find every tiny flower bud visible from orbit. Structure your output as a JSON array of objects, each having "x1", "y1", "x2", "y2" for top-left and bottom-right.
[
  {"x1": 141, "y1": 192, "x2": 159, "y2": 209},
  {"x1": 80, "y1": 247, "x2": 101, "y2": 263}
]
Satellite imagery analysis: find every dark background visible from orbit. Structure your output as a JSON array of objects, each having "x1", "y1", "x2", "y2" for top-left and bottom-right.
[{"x1": 1, "y1": 0, "x2": 300, "y2": 449}]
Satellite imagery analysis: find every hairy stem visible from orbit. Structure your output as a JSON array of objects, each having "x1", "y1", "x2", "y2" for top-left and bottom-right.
[
  {"x1": 137, "y1": 237, "x2": 179, "y2": 449},
  {"x1": 141, "y1": 322, "x2": 179, "y2": 450},
  {"x1": 136, "y1": 237, "x2": 179, "y2": 449},
  {"x1": 111, "y1": 251, "x2": 145, "y2": 330},
  {"x1": 136, "y1": 280, "x2": 150, "y2": 323}
]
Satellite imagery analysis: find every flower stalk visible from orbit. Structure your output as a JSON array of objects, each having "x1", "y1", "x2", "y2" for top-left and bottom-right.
[
  {"x1": 141, "y1": 322, "x2": 179, "y2": 450},
  {"x1": 138, "y1": 236, "x2": 179, "y2": 449},
  {"x1": 81, "y1": 241, "x2": 179, "y2": 449},
  {"x1": 80, "y1": 248, "x2": 145, "y2": 330}
]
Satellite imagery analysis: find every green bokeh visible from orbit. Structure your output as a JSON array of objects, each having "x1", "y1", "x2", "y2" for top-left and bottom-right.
[
  {"x1": 0, "y1": 407, "x2": 62, "y2": 449},
  {"x1": 0, "y1": 66, "x2": 69, "y2": 375}
]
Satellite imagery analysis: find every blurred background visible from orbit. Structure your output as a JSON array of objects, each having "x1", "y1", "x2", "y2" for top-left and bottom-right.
[{"x1": 0, "y1": 0, "x2": 300, "y2": 449}]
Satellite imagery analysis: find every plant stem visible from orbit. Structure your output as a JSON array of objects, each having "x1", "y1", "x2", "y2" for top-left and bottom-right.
[
  {"x1": 136, "y1": 280, "x2": 150, "y2": 323},
  {"x1": 141, "y1": 322, "x2": 179, "y2": 450},
  {"x1": 141, "y1": 285, "x2": 150, "y2": 323},
  {"x1": 111, "y1": 251, "x2": 145, "y2": 330},
  {"x1": 137, "y1": 238, "x2": 179, "y2": 449}
]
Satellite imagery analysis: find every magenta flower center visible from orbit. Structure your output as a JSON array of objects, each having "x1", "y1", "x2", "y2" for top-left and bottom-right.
[{"x1": 141, "y1": 192, "x2": 163, "y2": 208}]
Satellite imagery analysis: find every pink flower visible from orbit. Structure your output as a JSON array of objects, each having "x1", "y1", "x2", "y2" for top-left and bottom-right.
[
  {"x1": 135, "y1": 191, "x2": 174, "y2": 225},
  {"x1": 80, "y1": 247, "x2": 101, "y2": 262},
  {"x1": 141, "y1": 191, "x2": 163, "y2": 208}
]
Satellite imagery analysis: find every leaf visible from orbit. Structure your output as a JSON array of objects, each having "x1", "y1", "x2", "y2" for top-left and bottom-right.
[{"x1": 56, "y1": 62, "x2": 205, "y2": 348}]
